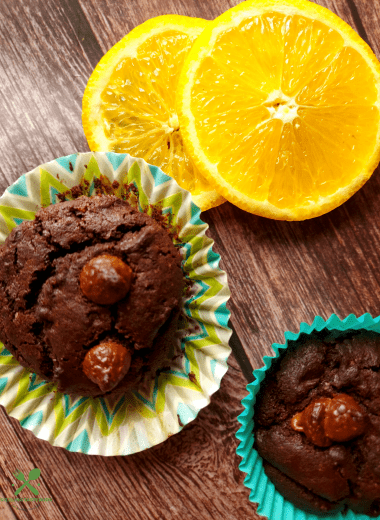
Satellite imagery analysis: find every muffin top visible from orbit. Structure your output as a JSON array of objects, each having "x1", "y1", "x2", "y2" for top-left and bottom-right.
[
  {"x1": 254, "y1": 331, "x2": 380, "y2": 516},
  {"x1": 0, "y1": 195, "x2": 184, "y2": 396}
]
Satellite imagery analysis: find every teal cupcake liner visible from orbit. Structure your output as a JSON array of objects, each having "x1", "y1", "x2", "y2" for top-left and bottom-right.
[{"x1": 236, "y1": 313, "x2": 380, "y2": 520}]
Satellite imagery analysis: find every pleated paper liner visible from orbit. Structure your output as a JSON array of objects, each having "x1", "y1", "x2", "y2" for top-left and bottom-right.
[
  {"x1": 0, "y1": 152, "x2": 232, "y2": 455},
  {"x1": 236, "y1": 313, "x2": 380, "y2": 520}
]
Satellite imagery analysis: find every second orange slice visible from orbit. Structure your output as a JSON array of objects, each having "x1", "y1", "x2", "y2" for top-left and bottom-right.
[{"x1": 82, "y1": 15, "x2": 224, "y2": 212}]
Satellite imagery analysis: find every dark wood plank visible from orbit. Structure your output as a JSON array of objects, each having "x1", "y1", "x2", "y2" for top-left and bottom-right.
[
  {"x1": 351, "y1": 0, "x2": 380, "y2": 58},
  {"x1": 0, "y1": 0, "x2": 93, "y2": 194},
  {"x1": 0, "y1": 357, "x2": 255, "y2": 520},
  {"x1": 77, "y1": 0, "x2": 242, "y2": 54},
  {"x1": 230, "y1": 324, "x2": 254, "y2": 383}
]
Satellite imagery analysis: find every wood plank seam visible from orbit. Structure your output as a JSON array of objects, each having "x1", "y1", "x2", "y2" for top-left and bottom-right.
[
  {"x1": 60, "y1": 0, "x2": 104, "y2": 68},
  {"x1": 229, "y1": 323, "x2": 254, "y2": 383},
  {"x1": 347, "y1": 0, "x2": 371, "y2": 46}
]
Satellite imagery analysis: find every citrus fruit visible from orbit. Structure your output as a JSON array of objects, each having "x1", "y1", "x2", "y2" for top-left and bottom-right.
[
  {"x1": 177, "y1": 0, "x2": 380, "y2": 220},
  {"x1": 82, "y1": 15, "x2": 224, "y2": 211}
]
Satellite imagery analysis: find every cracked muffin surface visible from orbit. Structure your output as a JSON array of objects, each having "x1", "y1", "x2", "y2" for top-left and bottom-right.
[
  {"x1": 254, "y1": 330, "x2": 380, "y2": 516},
  {"x1": 0, "y1": 195, "x2": 184, "y2": 396}
]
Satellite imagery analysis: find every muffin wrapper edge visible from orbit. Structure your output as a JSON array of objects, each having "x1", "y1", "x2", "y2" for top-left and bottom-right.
[
  {"x1": 0, "y1": 152, "x2": 232, "y2": 455},
  {"x1": 236, "y1": 313, "x2": 380, "y2": 520}
]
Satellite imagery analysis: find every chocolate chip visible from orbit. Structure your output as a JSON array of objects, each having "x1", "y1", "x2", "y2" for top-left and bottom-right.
[
  {"x1": 80, "y1": 254, "x2": 133, "y2": 305},
  {"x1": 82, "y1": 340, "x2": 132, "y2": 392},
  {"x1": 324, "y1": 394, "x2": 366, "y2": 442}
]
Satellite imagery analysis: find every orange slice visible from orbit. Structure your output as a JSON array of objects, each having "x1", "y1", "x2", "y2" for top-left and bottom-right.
[
  {"x1": 82, "y1": 15, "x2": 225, "y2": 211},
  {"x1": 177, "y1": 0, "x2": 380, "y2": 220}
]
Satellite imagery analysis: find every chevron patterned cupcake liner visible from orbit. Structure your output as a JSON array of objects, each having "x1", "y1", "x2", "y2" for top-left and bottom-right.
[
  {"x1": 0, "y1": 152, "x2": 232, "y2": 455},
  {"x1": 236, "y1": 313, "x2": 380, "y2": 520}
]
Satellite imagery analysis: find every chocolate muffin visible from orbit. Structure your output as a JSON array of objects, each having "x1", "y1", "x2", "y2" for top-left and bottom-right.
[
  {"x1": 0, "y1": 195, "x2": 184, "y2": 397},
  {"x1": 254, "y1": 330, "x2": 380, "y2": 516}
]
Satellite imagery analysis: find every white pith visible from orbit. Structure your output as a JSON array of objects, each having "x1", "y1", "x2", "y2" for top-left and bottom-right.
[{"x1": 264, "y1": 89, "x2": 299, "y2": 124}]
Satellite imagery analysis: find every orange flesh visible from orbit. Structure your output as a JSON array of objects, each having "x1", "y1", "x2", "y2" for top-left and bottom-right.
[{"x1": 189, "y1": 14, "x2": 380, "y2": 209}]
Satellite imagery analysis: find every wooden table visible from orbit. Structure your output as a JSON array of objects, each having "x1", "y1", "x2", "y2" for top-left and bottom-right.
[{"x1": 0, "y1": 0, "x2": 379, "y2": 518}]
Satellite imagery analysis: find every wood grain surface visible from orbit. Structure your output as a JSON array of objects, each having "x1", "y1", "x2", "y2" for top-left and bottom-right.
[{"x1": 0, "y1": 0, "x2": 380, "y2": 518}]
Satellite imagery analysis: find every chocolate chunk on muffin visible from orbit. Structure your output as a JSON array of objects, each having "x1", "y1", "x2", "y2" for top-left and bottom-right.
[
  {"x1": 0, "y1": 195, "x2": 184, "y2": 396},
  {"x1": 254, "y1": 330, "x2": 380, "y2": 516}
]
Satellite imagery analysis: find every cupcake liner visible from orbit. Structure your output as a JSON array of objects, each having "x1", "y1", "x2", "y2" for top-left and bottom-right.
[
  {"x1": 236, "y1": 313, "x2": 380, "y2": 520},
  {"x1": 0, "y1": 152, "x2": 232, "y2": 455}
]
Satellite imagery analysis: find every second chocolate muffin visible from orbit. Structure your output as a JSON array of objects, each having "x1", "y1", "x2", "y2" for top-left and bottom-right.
[
  {"x1": 0, "y1": 195, "x2": 184, "y2": 397},
  {"x1": 254, "y1": 330, "x2": 380, "y2": 516}
]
